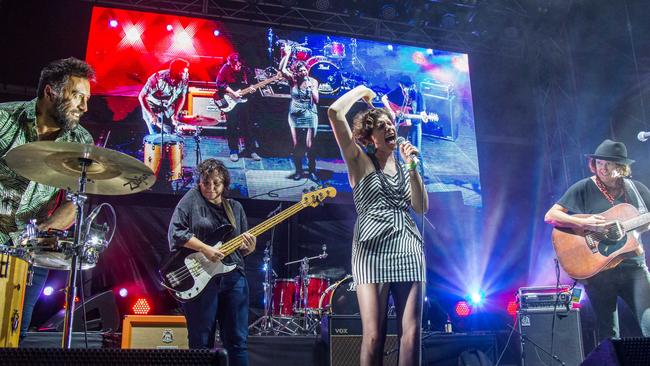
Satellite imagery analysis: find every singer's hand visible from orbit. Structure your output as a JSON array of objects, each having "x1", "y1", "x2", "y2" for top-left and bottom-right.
[
  {"x1": 398, "y1": 139, "x2": 419, "y2": 164},
  {"x1": 361, "y1": 87, "x2": 376, "y2": 106}
]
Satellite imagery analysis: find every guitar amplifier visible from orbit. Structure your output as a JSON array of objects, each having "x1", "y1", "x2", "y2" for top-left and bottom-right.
[
  {"x1": 517, "y1": 285, "x2": 581, "y2": 312},
  {"x1": 121, "y1": 315, "x2": 188, "y2": 349},
  {"x1": 323, "y1": 315, "x2": 398, "y2": 366},
  {"x1": 187, "y1": 87, "x2": 225, "y2": 122},
  {"x1": 420, "y1": 81, "x2": 458, "y2": 141}
]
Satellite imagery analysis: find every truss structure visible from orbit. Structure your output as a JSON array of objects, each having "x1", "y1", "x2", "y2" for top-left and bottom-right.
[{"x1": 82, "y1": 0, "x2": 535, "y2": 58}]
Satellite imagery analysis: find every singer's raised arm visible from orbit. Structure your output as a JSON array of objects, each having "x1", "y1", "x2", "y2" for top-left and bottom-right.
[{"x1": 327, "y1": 86, "x2": 375, "y2": 170}]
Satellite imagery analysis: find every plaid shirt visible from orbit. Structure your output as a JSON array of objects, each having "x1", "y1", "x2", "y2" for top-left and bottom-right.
[{"x1": 0, "y1": 98, "x2": 93, "y2": 245}]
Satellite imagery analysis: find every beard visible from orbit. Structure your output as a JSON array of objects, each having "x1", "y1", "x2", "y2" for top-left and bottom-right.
[{"x1": 51, "y1": 96, "x2": 81, "y2": 132}]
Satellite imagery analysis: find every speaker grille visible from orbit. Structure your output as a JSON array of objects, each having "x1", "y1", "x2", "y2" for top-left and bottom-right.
[
  {"x1": 331, "y1": 335, "x2": 398, "y2": 366},
  {"x1": 0, "y1": 348, "x2": 226, "y2": 365},
  {"x1": 518, "y1": 309, "x2": 583, "y2": 366}
]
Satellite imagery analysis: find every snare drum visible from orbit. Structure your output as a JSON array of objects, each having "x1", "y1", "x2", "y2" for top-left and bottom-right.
[
  {"x1": 318, "y1": 275, "x2": 359, "y2": 315},
  {"x1": 143, "y1": 133, "x2": 184, "y2": 181},
  {"x1": 272, "y1": 278, "x2": 296, "y2": 316},
  {"x1": 324, "y1": 41, "x2": 345, "y2": 59},
  {"x1": 31, "y1": 237, "x2": 96, "y2": 270},
  {"x1": 295, "y1": 275, "x2": 329, "y2": 313}
]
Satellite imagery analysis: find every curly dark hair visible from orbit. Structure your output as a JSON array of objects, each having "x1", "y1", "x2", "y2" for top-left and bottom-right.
[
  {"x1": 197, "y1": 158, "x2": 231, "y2": 189},
  {"x1": 351, "y1": 107, "x2": 394, "y2": 145},
  {"x1": 37, "y1": 57, "x2": 95, "y2": 98},
  {"x1": 291, "y1": 60, "x2": 307, "y2": 73}
]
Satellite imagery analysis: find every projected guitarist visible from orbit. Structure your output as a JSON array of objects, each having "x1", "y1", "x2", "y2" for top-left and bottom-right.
[
  {"x1": 138, "y1": 58, "x2": 189, "y2": 134},
  {"x1": 167, "y1": 158, "x2": 255, "y2": 364},
  {"x1": 544, "y1": 139, "x2": 650, "y2": 342},
  {"x1": 381, "y1": 75, "x2": 435, "y2": 175},
  {"x1": 216, "y1": 53, "x2": 261, "y2": 162}
]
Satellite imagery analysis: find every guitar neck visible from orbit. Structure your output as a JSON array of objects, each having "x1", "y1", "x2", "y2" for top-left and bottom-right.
[
  {"x1": 622, "y1": 212, "x2": 650, "y2": 232},
  {"x1": 241, "y1": 76, "x2": 280, "y2": 96},
  {"x1": 219, "y1": 201, "x2": 306, "y2": 256}
]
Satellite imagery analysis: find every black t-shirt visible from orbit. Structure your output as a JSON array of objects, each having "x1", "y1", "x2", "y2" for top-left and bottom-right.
[
  {"x1": 168, "y1": 188, "x2": 248, "y2": 271},
  {"x1": 557, "y1": 176, "x2": 650, "y2": 263}
]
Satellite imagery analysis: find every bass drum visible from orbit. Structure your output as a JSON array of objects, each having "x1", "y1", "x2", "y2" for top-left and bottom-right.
[
  {"x1": 318, "y1": 275, "x2": 359, "y2": 315},
  {"x1": 306, "y1": 56, "x2": 341, "y2": 95}
]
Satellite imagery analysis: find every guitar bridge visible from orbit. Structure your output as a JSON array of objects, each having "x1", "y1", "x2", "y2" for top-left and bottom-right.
[{"x1": 585, "y1": 234, "x2": 599, "y2": 253}]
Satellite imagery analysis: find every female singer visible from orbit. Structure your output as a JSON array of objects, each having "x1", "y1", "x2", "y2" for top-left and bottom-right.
[{"x1": 328, "y1": 85, "x2": 428, "y2": 365}]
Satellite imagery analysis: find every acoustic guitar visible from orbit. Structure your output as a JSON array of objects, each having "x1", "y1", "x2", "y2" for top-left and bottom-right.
[{"x1": 551, "y1": 203, "x2": 648, "y2": 279}]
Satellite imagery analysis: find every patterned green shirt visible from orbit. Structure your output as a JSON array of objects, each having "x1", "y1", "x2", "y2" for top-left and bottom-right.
[{"x1": 0, "y1": 98, "x2": 94, "y2": 245}]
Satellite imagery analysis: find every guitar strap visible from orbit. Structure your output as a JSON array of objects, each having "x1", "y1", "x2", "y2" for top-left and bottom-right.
[
  {"x1": 625, "y1": 179, "x2": 648, "y2": 214},
  {"x1": 222, "y1": 198, "x2": 238, "y2": 230}
]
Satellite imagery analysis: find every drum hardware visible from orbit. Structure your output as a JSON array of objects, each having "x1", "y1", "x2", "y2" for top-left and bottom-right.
[
  {"x1": 281, "y1": 244, "x2": 328, "y2": 335},
  {"x1": 248, "y1": 204, "x2": 302, "y2": 336},
  {"x1": 5, "y1": 141, "x2": 154, "y2": 348}
]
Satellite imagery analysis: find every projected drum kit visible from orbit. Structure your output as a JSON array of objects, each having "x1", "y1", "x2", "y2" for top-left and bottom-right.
[
  {"x1": 141, "y1": 114, "x2": 219, "y2": 187},
  {"x1": 0, "y1": 141, "x2": 156, "y2": 348},
  {"x1": 275, "y1": 37, "x2": 367, "y2": 96}
]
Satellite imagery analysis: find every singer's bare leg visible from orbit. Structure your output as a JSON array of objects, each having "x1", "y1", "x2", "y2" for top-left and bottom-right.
[
  {"x1": 392, "y1": 281, "x2": 424, "y2": 366},
  {"x1": 357, "y1": 283, "x2": 391, "y2": 366}
]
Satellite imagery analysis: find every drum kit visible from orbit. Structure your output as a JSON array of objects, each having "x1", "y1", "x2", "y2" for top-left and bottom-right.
[
  {"x1": 142, "y1": 114, "x2": 218, "y2": 187},
  {"x1": 0, "y1": 141, "x2": 156, "y2": 348},
  {"x1": 249, "y1": 239, "x2": 360, "y2": 336},
  {"x1": 274, "y1": 36, "x2": 367, "y2": 97}
]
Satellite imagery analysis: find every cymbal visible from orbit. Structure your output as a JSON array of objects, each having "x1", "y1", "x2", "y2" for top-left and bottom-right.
[
  {"x1": 177, "y1": 114, "x2": 219, "y2": 126},
  {"x1": 5, "y1": 141, "x2": 156, "y2": 195}
]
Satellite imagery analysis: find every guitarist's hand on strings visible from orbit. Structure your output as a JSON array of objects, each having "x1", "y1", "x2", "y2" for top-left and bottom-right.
[
  {"x1": 239, "y1": 232, "x2": 257, "y2": 257},
  {"x1": 581, "y1": 215, "x2": 608, "y2": 233}
]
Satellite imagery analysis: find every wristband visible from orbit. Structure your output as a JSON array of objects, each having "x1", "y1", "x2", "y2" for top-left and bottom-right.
[{"x1": 407, "y1": 161, "x2": 418, "y2": 171}]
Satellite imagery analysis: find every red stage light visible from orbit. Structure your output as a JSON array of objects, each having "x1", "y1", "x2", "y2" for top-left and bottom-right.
[
  {"x1": 506, "y1": 300, "x2": 519, "y2": 316},
  {"x1": 132, "y1": 298, "x2": 151, "y2": 315},
  {"x1": 454, "y1": 301, "x2": 472, "y2": 317}
]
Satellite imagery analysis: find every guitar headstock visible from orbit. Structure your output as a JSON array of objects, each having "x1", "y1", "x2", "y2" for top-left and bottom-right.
[{"x1": 300, "y1": 187, "x2": 337, "y2": 207}]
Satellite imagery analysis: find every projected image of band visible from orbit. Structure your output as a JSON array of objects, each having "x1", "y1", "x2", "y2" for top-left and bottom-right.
[{"x1": 85, "y1": 7, "x2": 480, "y2": 206}]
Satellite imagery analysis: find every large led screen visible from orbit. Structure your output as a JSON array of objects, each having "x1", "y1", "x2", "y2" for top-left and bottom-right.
[{"x1": 85, "y1": 7, "x2": 481, "y2": 206}]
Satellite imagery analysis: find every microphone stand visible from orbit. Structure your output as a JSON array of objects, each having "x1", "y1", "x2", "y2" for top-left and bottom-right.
[{"x1": 508, "y1": 323, "x2": 566, "y2": 365}]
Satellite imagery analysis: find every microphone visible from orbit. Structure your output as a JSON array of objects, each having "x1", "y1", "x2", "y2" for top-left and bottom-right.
[
  {"x1": 638, "y1": 131, "x2": 650, "y2": 142},
  {"x1": 396, "y1": 137, "x2": 419, "y2": 165}
]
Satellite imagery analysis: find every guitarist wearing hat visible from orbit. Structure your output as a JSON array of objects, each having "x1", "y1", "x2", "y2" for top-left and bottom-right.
[
  {"x1": 545, "y1": 139, "x2": 650, "y2": 341},
  {"x1": 381, "y1": 75, "x2": 435, "y2": 176}
]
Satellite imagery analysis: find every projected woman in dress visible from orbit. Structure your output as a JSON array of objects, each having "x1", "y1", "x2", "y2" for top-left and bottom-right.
[
  {"x1": 279, "y1": 45, "x2": 320, "y2": 181},
  {"x1": 328, "y1": 85, "x2": 428, "y2": 365}
]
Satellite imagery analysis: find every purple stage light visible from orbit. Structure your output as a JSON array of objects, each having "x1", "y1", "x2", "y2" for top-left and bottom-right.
[
  {"x1": 119, "y1": 288, "x2": 128, "y2": 297},
  {"x1": 43, "y1": 286, "x2": 54, "y2": 296},
  {"x1": 109, "y1": 19, "x2": 118, "y2": 28}
]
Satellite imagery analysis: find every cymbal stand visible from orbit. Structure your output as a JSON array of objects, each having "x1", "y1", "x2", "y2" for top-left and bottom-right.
[
  {"x1": 61, "y1": 157, "x2": 91, "y2": 349},
  {"x1": 284, "y1": 244, "x2": 327, "y2": 335},
  {"x1": 192, "y1": 126, "x2": 203, "y2": 166}
]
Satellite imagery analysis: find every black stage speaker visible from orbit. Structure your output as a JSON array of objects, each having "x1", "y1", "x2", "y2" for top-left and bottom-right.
[
  {"x1": 324, "y1": 315, "x2": 397, "y2": 366},
  {"x1": 39, "y1": 290, "x2": 120, "y2": 332},
  {"x1": 581, "y1": 337, "x2": 650, "y2": 366},
  {"x1": 518, "y1": 309, "x2": 583, "y2": 366},
  {"x1": 420, "y1": 81, "x2": 458, "y2": 141},
  {"x1": 0, "y1": 348, "x2": 228, "y2": 365}
]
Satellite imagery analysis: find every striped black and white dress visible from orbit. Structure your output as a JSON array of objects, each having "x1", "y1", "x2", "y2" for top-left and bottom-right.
[{"x1": 351, "y1": 160, "x2": 425, "y2": 284}]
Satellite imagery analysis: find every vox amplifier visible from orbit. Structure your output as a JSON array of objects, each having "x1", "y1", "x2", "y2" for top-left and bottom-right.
[{"x1": 121, "y1": 315, "x2": 188, "y2": 349}]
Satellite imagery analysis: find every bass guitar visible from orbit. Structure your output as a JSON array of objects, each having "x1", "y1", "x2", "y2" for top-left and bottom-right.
[
  {"x1": 159, "y1": 187, "x2": 337, "y2": 302},
  {"x1": 213, "y1": 73, "x2": 283, "y2": 113},
  {"x1": 551, "y1": 203, "x2": 649, "y2": 279}
]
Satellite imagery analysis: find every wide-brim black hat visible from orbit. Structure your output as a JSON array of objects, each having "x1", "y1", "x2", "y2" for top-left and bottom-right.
[{"x1": 585, "y1": 139, "x2": 635, "y2": 164}]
